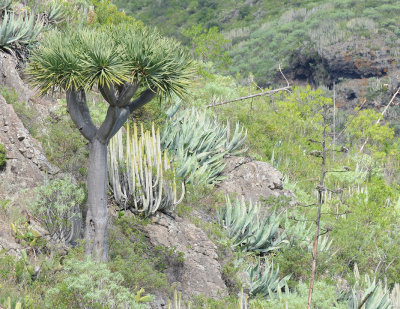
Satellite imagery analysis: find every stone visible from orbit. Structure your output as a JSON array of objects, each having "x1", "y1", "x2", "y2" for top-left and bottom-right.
[
  {"x1": 144, "y1": 212, "x2": 228, "y2": 307},
  {"x1": 0, "y1": 52, "x2": 33, "y2": 103},
  {"x1": 216, "y1": 156, "x2": 294, "y2": 203},
  {"x1": 0, "y1": 94, "x2": 58, "y2": 196}
]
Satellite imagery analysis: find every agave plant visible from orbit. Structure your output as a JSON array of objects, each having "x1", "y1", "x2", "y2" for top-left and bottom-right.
[
  {"x1": 248, "y1": 259, "x2": 291, "y2": 299},
  {"x1": 161, "y1": 102, "x2": 247, "y2": 184},
  {"x1": 108, "y1": 123, "x2": 185, "y2": 216},
  {"x1": 0, "y1": 0, "x2": 12, "y2": 12},
  {"x1": 0, "y1": 11, "x2": 43, "y2": 52},
  {"x1": 347, "y1": 264, "x2": 391, "y2": 309},
  {"x1": 390, "y1": 283, "x2": 400, "y2": 308},
  {"x1": 45, "y1": 1, "x2": 65, "y2": 24},
  {"x1": 284, "y1": 215, "x2": 313, "y2": 248},
  {"x1": 284, "y1": 215, "x2": 333, "y2": 253},
  {"x1": 2, "y1": 297, "x2": 22, "y2": 309},
  {"x1": 218, "y1": 197, "x2": 288, "y2": 253}
]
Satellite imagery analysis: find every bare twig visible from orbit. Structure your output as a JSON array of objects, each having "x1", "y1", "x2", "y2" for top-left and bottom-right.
[
  {"x1": 359, "y1": 86, "x2": 400, "y2": 152},
  {"x1": 206, "y1": 65, "x2": 290, "y2": 108},
  {"x1": 335, "y1": 99, "x2": 367, "y2": 140}
]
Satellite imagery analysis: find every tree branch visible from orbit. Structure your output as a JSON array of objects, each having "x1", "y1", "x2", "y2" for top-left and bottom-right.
[
  {"x1": 205, "y1": 86, "x2": 290, "y2": 108},
  {"x1": 117, "y1": 81, "x2": 139, "y2": 107},
  {"x1": 206, "y1": 64, "x2": 290, "y2": 108},
  {"x1": 66, "y1": 90, "x2": 97, "y2": 141},
  {"x1": 106, "y1": 88, "x2": 157, "y2": 141},
  {"x1": 128, "y1": 88, "x2": 157, "y2": 113},
  {"x1": 99, "y1": 84, "x2": 118, "y2": 106},
  {"x1": 97, "y1": 106, "x2": 120, "y2": 143}
]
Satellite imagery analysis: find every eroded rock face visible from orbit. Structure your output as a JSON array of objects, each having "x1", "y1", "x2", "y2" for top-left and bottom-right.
[
  {"x1": 144, "y1": 212, "x2": 228, "y2": 306},
  {"x1": 0, "y1": 53, "x2": 33, "y2": 103},
  {"x1": 0, "y1": 94, "x2": 57, "y2": 196},
  {"x1": 217, "y1": 156, "x2": 294, "y2": 203}
]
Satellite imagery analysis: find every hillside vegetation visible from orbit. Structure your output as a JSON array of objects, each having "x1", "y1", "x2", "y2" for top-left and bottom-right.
[
  {"x1": 116, "y1": 0, "x2": 400, "y2": 86},
  {"x1": 0, "y1": 1, "x2": 400, "y2": 308}
]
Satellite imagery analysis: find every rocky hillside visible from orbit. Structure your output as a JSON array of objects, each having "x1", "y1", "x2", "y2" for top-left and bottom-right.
[
  {"x1": 0, "y1": 49, "x2": 292, "y2": 307},
  {"x1": 116, "y1": 0, "x2": 400, "y2": 113},
  {"x1": 1, "y1": 1, "x2": 400, "y2": 309}
]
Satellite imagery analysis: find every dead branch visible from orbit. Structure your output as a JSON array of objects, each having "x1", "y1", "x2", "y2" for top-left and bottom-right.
[
  {"x1": 206, "y1": 64, "x2": 290, "y2": 108},
  {"x1": 359, "y1": 86, "x2": 400, "y2": 152}
]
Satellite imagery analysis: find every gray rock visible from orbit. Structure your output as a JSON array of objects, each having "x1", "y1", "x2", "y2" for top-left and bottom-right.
[
  {"x1": 144, "y1": 212, "x2": 228, "y2": 307},
  {"x1": 217, "y1": 156, "x2": 294, "y2": 203},
  {"x1": 0, "y1": 94, "x2": 58, "y2": 196},
  {"x1": 0, "y1": 52, "x2": 33, "y2": 103}
]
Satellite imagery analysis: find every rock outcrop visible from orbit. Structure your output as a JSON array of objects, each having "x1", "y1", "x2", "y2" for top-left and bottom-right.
[
  {"x1": 144, "y1": 212, "x2": 228, "y2": 306},
  {"x1": 282, "y1": 35, "x2": 400, "y2": 111},
  {"x1": 217, "y1": 156, "x2": 294, "y2": 203},
  {"x1": 0, "y1": 94, "x2": 57, "y2": 196}
]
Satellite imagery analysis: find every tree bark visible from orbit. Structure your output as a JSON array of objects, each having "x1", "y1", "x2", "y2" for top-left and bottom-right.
[
  {"x1": 85, "y1": 137, "x2": 109, "y2": 261},
  {"x1": 65, "y1": 86, "x2": 156, "y2": 261}
]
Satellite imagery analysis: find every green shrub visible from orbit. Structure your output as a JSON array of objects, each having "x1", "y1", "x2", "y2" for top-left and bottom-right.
[
  {"x1": 0, "y1": 143, "x2": 6, "y2": 170},
  {"x1": 44, "y1": 257, "x2": 146, "y2": 309},
  {"x1": 39, "y1": 115, "x2": 88, "y2": 178},
  {"x1": 108, "y1": 216, "x2": 170, "y2": 294},
  {"x1": 30, "y1": 178, "x2": 85, "y2": 245}
]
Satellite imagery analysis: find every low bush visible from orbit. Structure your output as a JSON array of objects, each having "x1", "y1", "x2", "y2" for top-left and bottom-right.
[
  {"x1": 30, "y1": 178, "x2": 85, "y2": 246},
  {"x1": 0, "y1": 143, "x2": 6, "y2": 170},
  {"x1": 44, "y1": 257, "x2": 146, "y2": 309}
]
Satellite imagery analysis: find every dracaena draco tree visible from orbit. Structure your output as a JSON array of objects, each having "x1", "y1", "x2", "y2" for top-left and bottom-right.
[{"x1": 27, "y1": 25, "x2": 192, "y2": 261}]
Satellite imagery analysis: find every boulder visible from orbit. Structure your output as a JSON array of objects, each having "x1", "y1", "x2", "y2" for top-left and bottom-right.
[
  {"x1": 144, "y1": 212, "x2": 228, "y2": 306},
  {"x1": 217, "y1": 156, "x2": 294, "y2": 203}
]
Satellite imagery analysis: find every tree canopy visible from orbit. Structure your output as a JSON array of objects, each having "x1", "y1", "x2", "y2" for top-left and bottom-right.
[{"x1": 27, "y1": 25, "x2": 193, "y2": 99}]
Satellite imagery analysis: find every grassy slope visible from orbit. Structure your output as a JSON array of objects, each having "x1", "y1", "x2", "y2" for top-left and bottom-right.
[{"x1": 116, "y1": 0, "x2": 400, "y2": 85}]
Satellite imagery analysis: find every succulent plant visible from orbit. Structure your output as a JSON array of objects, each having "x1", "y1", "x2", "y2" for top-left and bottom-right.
[
  {"x1": 0, "y1": 11, "x2": 43, "y2": 52},
  {"x1": 218, "y1": 197, "x2": 288, "y2": 253},
  {"x1": 0, "y1": 0, "x2": 12, "y2": 12},
  {"x1": 161, "y1": 102, "x2": 247, "y2": 184},
  {"x1": 30, "y1": 178, "x2": 84, "y2": 246},
  {"x1": 284, "y1": 215, "x2": 333, "y2": 253},
  {"x1": 108, "y1": 123, "x2": 184, "y2": 216},
  {"x1": 248, "y1": 259, "x2": 291, "y2": 299},
  {"x1": 347, "y1": 264, "x2": 391, "y2": 309},
  {"x1": 45, "y1": 1, "x2": 65, "y2": 24},
  {"x1": 3, "y1": 297, "x2": 22, "y2": 309}
]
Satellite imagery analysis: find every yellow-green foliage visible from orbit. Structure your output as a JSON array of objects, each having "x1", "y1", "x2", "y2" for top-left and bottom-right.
[
  {"x1": 89, "y1": 0, "x2": 144, "y2": 28},
  {"x1": 347, "y1": 109, "x2": 394, "y2": 159},
  {"x1": 0, "y1": 142, "x2": 6, "y2": 170}
]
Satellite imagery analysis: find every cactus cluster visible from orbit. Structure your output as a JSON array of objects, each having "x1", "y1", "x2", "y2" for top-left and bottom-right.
[
  {"x1": 217, "y1": 197, "x2": 288, "y2": 253},
  {"x1": 0, "y1": 10, "x2": 43, "y2": 53},
  {"x1": 108, "y1": 123, "x2": 184, "y2": 216},
  {"x1": 161, "y1": 103, "x2": 247, "y2": 184}
]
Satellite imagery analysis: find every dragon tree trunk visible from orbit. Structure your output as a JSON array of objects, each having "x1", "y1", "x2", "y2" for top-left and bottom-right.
[{"x1": 85, "y1": 137, "x2": 109, "y2": 261}]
